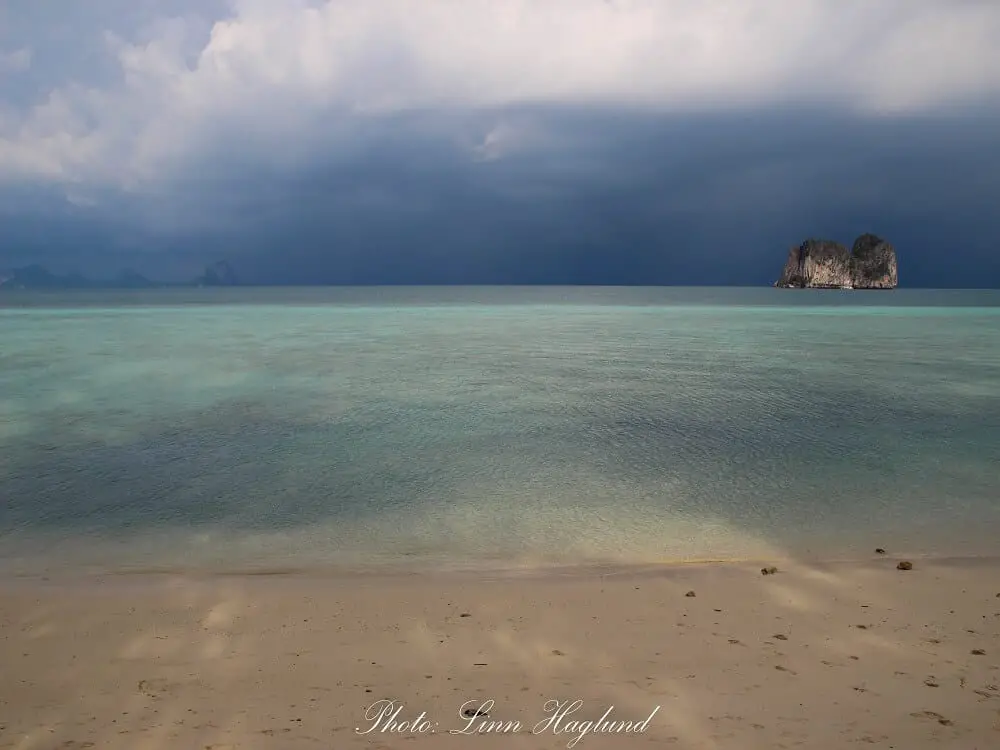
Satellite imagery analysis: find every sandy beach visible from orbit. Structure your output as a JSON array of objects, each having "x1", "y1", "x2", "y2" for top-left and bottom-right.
[{"x1": 1, "y1": 557, "x2": 998, "y2": 749}]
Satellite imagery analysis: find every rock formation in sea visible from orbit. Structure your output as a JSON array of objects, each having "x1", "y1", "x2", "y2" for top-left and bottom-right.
[
  {"x1": 774, "y1": 234, "x2": 898, "y2": 289},
  {"x1": 849, "y1": 233, "x2": 898, "y2": 289},
  {"x1": 197, "y1": 260, "x2": 239, "y2": 286}
]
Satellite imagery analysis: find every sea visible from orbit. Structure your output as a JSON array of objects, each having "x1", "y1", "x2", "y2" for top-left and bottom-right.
[{"x1": 1, "y1": 286, "x2": 998, "y2": 576}]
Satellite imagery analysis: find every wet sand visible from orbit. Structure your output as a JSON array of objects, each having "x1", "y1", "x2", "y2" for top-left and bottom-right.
[{"x1": 1, "y1": 557, "x2": 999, "y2": 749}]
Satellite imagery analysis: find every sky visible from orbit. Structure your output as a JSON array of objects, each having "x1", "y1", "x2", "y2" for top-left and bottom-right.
[{"x1": 1, "y1": 0, "x2": 999, "y2": 286}]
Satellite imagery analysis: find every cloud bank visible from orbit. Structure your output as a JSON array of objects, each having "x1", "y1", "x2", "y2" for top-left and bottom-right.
[{"x1": 1, "y1": 0, "x2": 999, "y2": 284}]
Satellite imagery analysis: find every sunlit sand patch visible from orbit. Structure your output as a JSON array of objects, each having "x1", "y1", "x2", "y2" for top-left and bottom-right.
[
  {"x1": 18, "y1": 605, "x2": 59, "y2": 632},
  {"x1": 12, "y1": 725, "x2": 51, "y2": 750},
  {"x1": 203, "y1": 600, "x2": 239, "y2": 631},
  {"x1": 161, "y1": 577, "x2": 217, "y2": 609},
  {"x1": 606, "y1": 677, "x2": 668, "y2": 710},
  {"x1": 488, "y1": 628, "x2": 552, "y2": 673},
  {"x1": 120, "y1": 629, "x2": 184, "y2": 661},
  {"x1": 404, "y1": 620, "x2": 445, "y2": 654},
  {"x1": 793, "y1": 566, "x2": 854, "y2": 589},
  {"x1": 763, "y1": 583, "x2": 824, "y2": 613},
  {"x1": 200, "y1": 637, "x2": 229, "y2": 660},
  {"x1": 832, "y1": 630, "x2": 908, "y2": 658},
  {"x1": 23, "y1": 622, "x2": 57, "y2": 639},
  {"x1": 627, "y1": 686, "x2": 716, "y2": 750}
]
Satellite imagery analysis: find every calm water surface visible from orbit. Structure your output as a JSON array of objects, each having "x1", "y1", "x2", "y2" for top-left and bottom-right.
[{"x1": 1, "y1": 287, "x2": 999, "y2": 574}]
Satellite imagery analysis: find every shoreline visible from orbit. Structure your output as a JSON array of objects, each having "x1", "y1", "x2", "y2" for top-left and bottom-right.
[{"x1": 4, "y1": 551, "x2": 1000, "y2": 587}]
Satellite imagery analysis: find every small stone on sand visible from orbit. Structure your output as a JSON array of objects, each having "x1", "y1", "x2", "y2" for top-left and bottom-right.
[
  {"x1": 685, "y1": 590, "x2": 696, "y2": 598},
  {"x1": 761, "y1": 566, "x2": 778, "y2": 576},
  {"x1": 897, "y1": 561, "x2": 913, "y2": 571},
  {"x1": 875, "y1": 548, "x2": 886, "y2": 555}
]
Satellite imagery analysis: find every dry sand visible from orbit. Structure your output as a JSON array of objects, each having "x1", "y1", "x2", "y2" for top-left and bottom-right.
[{"x1": 1, "y1": 557, "x2": 999, "y2": 749}]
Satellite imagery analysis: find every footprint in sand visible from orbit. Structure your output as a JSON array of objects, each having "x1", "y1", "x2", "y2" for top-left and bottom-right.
[
  {"x1": 910, "y1": 710, "x2": 953, "y2": 726},
  {"x1": 972, "y1": 682, "x2": 999, "y2": 699}
]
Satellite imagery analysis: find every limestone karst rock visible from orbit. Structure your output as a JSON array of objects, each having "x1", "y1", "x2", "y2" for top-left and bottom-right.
[{"x1": 775, "y1": 234, "x2": 898, "y2": 289}]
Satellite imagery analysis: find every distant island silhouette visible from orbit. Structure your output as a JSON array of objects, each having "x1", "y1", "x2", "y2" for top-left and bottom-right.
[{"x1": 0, "y1": 260, "x2": 239, "y2": 290}]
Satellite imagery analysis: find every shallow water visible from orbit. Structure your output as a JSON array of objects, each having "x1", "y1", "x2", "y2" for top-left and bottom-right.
[{"x1": 2, "y1": 287, "x2": 999, "y2": 574}]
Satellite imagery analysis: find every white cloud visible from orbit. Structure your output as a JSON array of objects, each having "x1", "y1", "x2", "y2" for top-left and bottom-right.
[
  {"x1": 0, "y1": 46, "x2": 32, "y2": 72},
  {"x1": 471, "y1": 120, "x2": 547, "y2": 162},
  {"x1": 1, "y1": 0, "x2": 999, "y2": 189}
]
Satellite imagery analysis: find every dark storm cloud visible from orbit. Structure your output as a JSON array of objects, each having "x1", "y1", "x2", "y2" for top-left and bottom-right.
[{"x1": 141, "y1": 105, "x2": 1000, "y2": 287}]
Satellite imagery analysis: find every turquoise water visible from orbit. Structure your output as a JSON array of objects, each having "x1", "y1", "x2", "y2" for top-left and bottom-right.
[{"x1": 1, "y1": 287, "x2": 999, "y2": 574}]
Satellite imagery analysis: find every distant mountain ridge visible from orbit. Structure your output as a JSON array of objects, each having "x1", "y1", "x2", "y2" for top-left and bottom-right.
[
  {"x1": 196, "y1": 260, "x2": 239, "y2": 287},
  {"x1": 0, "y1": 261, "x2": 239, "y2": 290}
]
